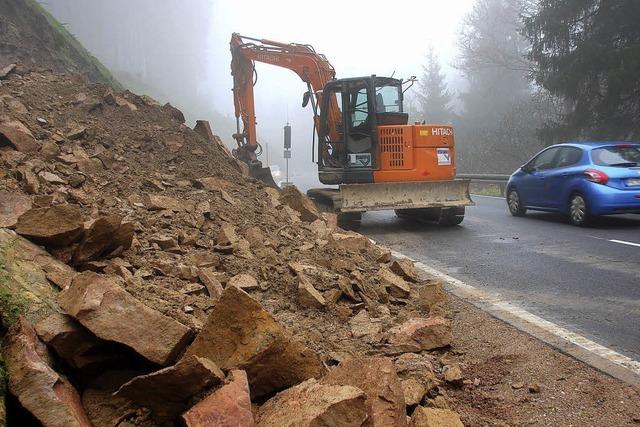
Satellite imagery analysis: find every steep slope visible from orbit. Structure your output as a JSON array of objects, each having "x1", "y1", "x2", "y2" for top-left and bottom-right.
[{"x1": 0, "y1": 0, "x2": 121, "y2": 89}]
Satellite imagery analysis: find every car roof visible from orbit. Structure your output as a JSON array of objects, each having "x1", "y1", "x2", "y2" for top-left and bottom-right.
[{"x1": 554, "y1": 141, "x2": 640, "y2": 149}]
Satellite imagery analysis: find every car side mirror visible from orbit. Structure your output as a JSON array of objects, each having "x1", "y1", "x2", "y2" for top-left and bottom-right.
[
  {"x1": 302, "y1": 91, "x2": 311, "y2": 108},
  {"x1": 522, "y1": 164, "x2": 534, "y2": 173}
]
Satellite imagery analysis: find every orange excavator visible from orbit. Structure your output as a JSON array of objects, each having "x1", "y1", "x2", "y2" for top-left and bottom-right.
[{"x1": 230, "y1": 33, "x2": 472, "y2": 226}]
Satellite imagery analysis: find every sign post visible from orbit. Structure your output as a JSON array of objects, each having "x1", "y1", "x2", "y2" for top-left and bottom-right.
[{"x1": 283, "y1": 123, "x2": 292, "y2": 186}]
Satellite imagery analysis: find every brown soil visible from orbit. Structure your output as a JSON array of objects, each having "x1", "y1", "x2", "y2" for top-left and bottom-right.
[{"x1": 446, "y1": 295, "x2": 640, "y2": 426}]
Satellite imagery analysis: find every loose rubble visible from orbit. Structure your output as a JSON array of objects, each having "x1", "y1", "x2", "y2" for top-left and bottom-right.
[{"x1": 0, "y1": 69, "x2": 466, "y2": 426}]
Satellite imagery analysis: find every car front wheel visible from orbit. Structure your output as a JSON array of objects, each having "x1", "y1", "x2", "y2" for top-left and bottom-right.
[
  {"x1": 568, "y1": 194, "x2": 592, "y2": 226},
  {"x1": 507, "y1": 189, "x2": 526, "y2": 217}
]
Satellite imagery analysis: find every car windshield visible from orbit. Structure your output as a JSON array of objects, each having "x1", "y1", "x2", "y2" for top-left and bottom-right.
[{"x1": 591, "y1": 145, "x2": 640, "y2": 167}]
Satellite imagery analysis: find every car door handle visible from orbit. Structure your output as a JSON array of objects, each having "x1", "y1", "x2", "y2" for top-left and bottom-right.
[
  {"x1": 538, "y1": 177, "x2": 545, "y2": 181},
  {"x1": 561, "y1": 173, "x2": 569, "y2": 177}
]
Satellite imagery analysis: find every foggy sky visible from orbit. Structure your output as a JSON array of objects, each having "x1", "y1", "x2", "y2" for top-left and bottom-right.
[{"x1": 39, "y1": 0, "x2": 474, "y2": 185}]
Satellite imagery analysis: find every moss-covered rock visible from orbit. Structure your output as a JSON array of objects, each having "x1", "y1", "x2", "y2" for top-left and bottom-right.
[{"x1": 0, "y1": 228, "x2": 64, "y2": 330}]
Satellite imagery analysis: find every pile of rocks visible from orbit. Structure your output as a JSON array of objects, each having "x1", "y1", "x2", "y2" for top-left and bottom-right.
[{"x1": 0, "y1": 68, "x2": 466, "y2": 426}]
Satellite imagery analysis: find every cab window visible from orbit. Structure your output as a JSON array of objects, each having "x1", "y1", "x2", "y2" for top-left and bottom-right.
[
  {"x1": 349, "y1": 87, "x2": 369, "y2": 127},
  {"x1": 375, "y1": 84, "x2": 401, "y2": 113}
]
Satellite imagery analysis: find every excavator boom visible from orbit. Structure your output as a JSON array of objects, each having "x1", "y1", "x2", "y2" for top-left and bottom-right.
[{"x1": 229, "y1": 33, "x2": 339, "y2": 175}]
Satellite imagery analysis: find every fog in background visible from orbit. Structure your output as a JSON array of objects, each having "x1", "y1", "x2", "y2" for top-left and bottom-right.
[
  {"x1": 38, "y1": 0, "x2": 477, "y2": 186},
  {"x1": 41, "y1": 2, "x2": 588, "y2": 190}
]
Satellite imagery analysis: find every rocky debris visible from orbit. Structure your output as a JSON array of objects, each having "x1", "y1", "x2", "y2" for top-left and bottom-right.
[
  {"x1": 0, "y1": 118, "x2": 40, "y2": 152},
  {"x1": 197, "y1": 267, "x2": 224, "y2": 299},
  {"x1": 391, "y1": 258, "x2": 419, "y2": 282},
  {"x1": 228, "y1": 273, "x2": 260, "y2": 291},
  {"x1": 388, "y1": 317, "x2": 453, "y2": 352},
  {"x1": 409, "y1": 407, "x2": 464, "y2": 427},
  {"x1": 279, "y1": 185, "x2": 321, "y2": 222},
  {"x1": 15, "y1": 203, "x2": 84, "y2": 247},
  {"x1": 255, "y1": 379, "x2": 368, "y2": 427},
  {"x1": 416, "y1": 282, "x2": 449, "y2": 317},
  {"x1": 329, "y1": 231, "x2": 372, "y2": 252},
  {"x1": 297, "y1": 274, "x2": 326, "y2": 309},
  {"x1": 58, "y1": 272, "x2": 193, "y2": 365},
  {"x1": 0, "y1": 229, "x2": 65, "y2": 325},
  {"x1": 184, "y1": 286, "x2": 326, "y2": 398},
  {"x1": 0, "y1": 70, "x2": 468, "y2": 425},
  {"x1": 73, "y1": 214, "x2": 134, "y2": 264},
  {"x1": 34, "y1": 313, "x2": 122, "y2": 374},
  {"x1": 394, "y1": 353, "x2": 438, "y2": 392},
  {"x1": 349, "y1": 310, "x2": 382, "y2": 342},
  {"x1": 402, "y1": 378, "x2": 427, "y2": 406},
  {"x1": 2, "y1": 317, "x2": 92, "y2": 427},
  {"x1": 145, "y1": 194, "x2": 190, "y2": 211},
  {"x1": 529, "y1": 383, "x2": 541, "y2": 394},
  {"x1": 216, "y1": 222, "x2": 253, "y2": 258},
  {"x1": 66, "y1": 126, "x2": 87, "y2": 140},
  {"x1": 322, "y1": 357, "x2": 407, "y2": 427},
  {"x1": 379, "y1": 266, "x2": 411, "y2": 299},
  {"x1": 115, "y1": 355, "x2": 224, "y2": 423},
  {"x1": 0, "y1": 63, "x2": 17, "y2": 79},
  {"x1": 0, "y1": 191, "x2": 31, "y2": 228},
  {"x1": 193, "y1": 120, "x2": 233, "y2": 158},
  {"x1": 182, "y1": 370, "x2": 254, "y2": 427},
  {"x1": 149, "y1": 233, "x2": 178, "y2": 250},
  {"x1": 82, "y1": 387, "x2": 140, "y2": 427},
  {"x1": 443, "y1": 365, "x2": 464, "y2": 386}
]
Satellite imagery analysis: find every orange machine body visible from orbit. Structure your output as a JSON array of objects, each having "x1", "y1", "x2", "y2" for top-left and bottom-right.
[{"x1": 374, "y1": 124, "x2": 456, "y2": 183}]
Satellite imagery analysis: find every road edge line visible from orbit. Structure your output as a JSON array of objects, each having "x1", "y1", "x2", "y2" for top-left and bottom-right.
[{"x1": 385, "y1": 247, "x2": 640, "y2": 387}]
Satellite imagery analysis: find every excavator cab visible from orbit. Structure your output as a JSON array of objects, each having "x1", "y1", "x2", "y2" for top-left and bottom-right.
[{"x1": 317, "y1": 76, "x2": 408, "y2": 185}]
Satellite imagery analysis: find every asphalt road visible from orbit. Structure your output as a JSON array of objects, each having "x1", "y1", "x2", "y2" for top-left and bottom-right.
[{"x1": 359, "y1": 195, "x2": 640, "y2": 361}]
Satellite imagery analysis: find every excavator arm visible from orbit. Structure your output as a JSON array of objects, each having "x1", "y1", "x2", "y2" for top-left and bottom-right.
[{"x1": 229, "y1": 33, "x2": 340, "y2": 170}]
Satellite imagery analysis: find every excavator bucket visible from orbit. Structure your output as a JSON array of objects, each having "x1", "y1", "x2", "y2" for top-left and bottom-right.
[
  {"x1": 337, "y1": 180, "x2": 474, "y2": 212},
  {"x1": 250, "y1": 166, "x2": 279, "y2": 189}
]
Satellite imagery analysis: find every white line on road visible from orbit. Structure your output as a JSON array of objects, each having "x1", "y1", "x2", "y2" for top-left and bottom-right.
[
  {"x1": 471, "y1": 194, "x2": 504, "y2": 200},
  {"x1": 609, "y1": 239, "x2": 640, "y2": 248},
  {"x1": 386, "y1": 248, "x2": 640, "y2": 385}
]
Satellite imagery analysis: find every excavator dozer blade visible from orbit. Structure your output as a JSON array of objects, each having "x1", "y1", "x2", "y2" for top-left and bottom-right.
[
  {"x1": 250, "y1": 166, "x2": 280, "y2": 189},
  {"x1": 337, "y1": 180, "x2": 474, "y2": 213}
]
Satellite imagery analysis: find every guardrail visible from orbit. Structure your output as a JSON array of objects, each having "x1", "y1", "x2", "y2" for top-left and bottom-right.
[{"x1": 457, "y1": 173, "x2": 510, "y2": 196}]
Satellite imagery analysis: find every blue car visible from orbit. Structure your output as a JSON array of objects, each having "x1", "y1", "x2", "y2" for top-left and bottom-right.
[{"x1": 506, "y1": 142, "x2": 640, "y2": 226}]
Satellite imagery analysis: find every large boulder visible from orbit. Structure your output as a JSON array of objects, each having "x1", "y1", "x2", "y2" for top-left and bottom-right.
[
  {"x1": 255, "y1": 379, "x2": 368, "y2": 427},
  {"x1": 184, "y1": 286, "x2": 326, "y2": 398},
  {"x1": 2, "y1": 317, "x2": 92, "y2": 427},
  {"x1": 182, "y1": 370, "x2": 254, "y2": 427},
  {"x1": 388, "y1": 317, "x2": 452, "y2": 353},
  {"x1": 15, "y1": 204, "x2": 85, "y2": 247},
  {"x1": 0, "y1": 191, "x2": 31, "y2": 228},
  {"x1": 322, "y1": 357, "x2": 406, "y2": 427},
  {"x1": 115, "y1": 355, "x2": 224, "y2": 423},
  {"x1": 0, "y1": 229, "x2": 67, "y2": 328},
  {"x1": 72, "y1": 214, "x2": 134, "y2": 264},
  {"x1": 0, "y1": 119, "x2": 40, "y2": 152},
  {"x1": 58, "y1": 272, "x2": 193, "y2": 365}
]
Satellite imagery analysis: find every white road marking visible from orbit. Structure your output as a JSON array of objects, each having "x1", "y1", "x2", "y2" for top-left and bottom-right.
[
  {"x1": 609, "y1": 239, "x2": 640, "y2": 248},
  {"x1": 386, "y1": 248, "x2": 640, "y2": 382},
  {"x1": 471, "y1": 194, "x2": 504, "y2": 200}
]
